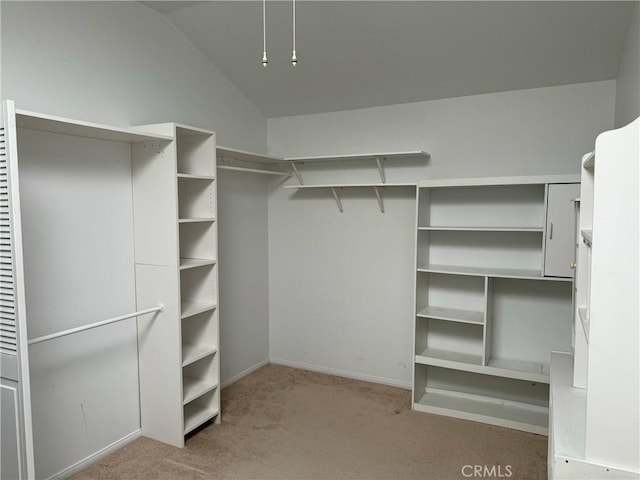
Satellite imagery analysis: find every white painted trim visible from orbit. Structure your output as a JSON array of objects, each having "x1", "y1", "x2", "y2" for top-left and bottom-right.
[
  {"x1": 221, "y1": 359, "x2": 269, "y2": 389},
  {"x1": 270, "y1": 357, "x2": 412, "y2": 390},
  {"x1": 47, "y1": 430, "x2": 142, "y2": 480}
]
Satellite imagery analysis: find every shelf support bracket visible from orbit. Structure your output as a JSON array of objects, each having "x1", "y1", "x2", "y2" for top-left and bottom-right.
[
  {"x1": 289, "y1": 161, "x2": 304, "y2": 185},
  {"x1": 376, "y1": 157, "x2": 386, "y2": 183},
  {"x1": 373, "y1": 186, "x2": 384, "y2": 213},
  {"x1": 330, "y1": 187, "x2": 343, "y2": 213}
]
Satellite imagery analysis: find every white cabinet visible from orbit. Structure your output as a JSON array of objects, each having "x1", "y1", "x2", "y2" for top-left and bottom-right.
[
  {"x1": 413, "y1": 175, "x2": 579, "y2": 435},
  {"x1": 548, "y1": 118, "x2": 639, "y2": 479},
  {"x1": 544, "y1": 183, "x2": 581, "y2": 278}
]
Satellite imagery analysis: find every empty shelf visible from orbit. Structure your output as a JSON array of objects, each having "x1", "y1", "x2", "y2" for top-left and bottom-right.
[
  {"x1": 183, "y1": 402, "x2": 219, "y2": 435},
  {"x1": 182, "y1": 343, "x2": 217, "y2": 367},
  {"x1": 182, "y1": 377, "x2": 218, "y2": 405},
  {"x1": 486, "y1": 357, "x2": 550, "y2": 383},
  {"x1": 416, "y1": 349, "x2": 550, "y2": 383},
  {"x1": 286, "y1": 151, "x2": 429, "y2": 163},
  {"x1": 415, "y1": 348, "x2": 483, "y2": 368},
  {"x1": 16, "y1": 109, "x2": 173, "y2": 143},
  {"x1": 177, "y1": 173, "x2": 215, "y2": 181},
  {"x1": 417, "y1": 264, "x2": 572, "y2": 282},
  {"x1": 179, "y1": 258, "x2": 216, "y2": 270},
  {"x1": 284, "y1": 183, "x2": 416, "y2": 189},
  {"x1": 181, "y1": 301, "x2": 217, "y2": 319},
  {"x1": 217, "y1": 146, "x2": 285, "y2": 165},
  {"x1": 419, "y1": 226, "x2": 543, "y2": 233},
  {"x1": 179, "y1": 217, "x2": 215, "y2": 224},
  {"x1": 416, "y1": 306, "x2": 484, "y2": 325},
  {"x1": 414, "y1": 390, "x2": 548, "y2": 435}
]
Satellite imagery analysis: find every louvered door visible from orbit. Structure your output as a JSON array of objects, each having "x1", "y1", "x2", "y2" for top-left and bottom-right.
[{"x1": 1, "y1": 100, "x2": 35, "y2": 480}]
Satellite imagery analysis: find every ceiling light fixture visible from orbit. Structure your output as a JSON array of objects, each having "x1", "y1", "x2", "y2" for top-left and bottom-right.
[
  {"x1": 262, "y1": 0, "x2": 268, "y2": 66},
  {"x1": 260, "y1": 0, "x2": 298, "y2": 67},
  {"x1": 291, "y1": 0, "x2": 297, "y2": 66}
]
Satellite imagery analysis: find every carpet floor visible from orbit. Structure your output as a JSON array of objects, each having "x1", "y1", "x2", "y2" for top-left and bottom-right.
[{"x1": 72, "y1": 365, "x2": 547, "y2": 480}]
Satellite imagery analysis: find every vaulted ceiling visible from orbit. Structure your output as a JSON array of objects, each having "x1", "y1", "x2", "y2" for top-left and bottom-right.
[{"x1": 142, "y1": 1, "x2": 635, "y2": 117}]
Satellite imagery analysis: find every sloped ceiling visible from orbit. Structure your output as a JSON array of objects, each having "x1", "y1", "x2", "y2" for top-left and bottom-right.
[{"x1": 142, "y1": 1, "x2": 635, "y2": 117}]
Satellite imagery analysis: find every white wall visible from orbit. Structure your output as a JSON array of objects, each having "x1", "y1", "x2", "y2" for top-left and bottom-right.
[
  {"x1": 615, "y1": 3, "x2": 640, "y2": 128},
  {"x1": 217, "y1": 169, "x2": 271, "y2": 386},
  {"x1": 267, "y1": 81, "x2": 615, "y2": 387},
  {"x1": 1, "y1": 1, "x2": 266, "y2": 151}
]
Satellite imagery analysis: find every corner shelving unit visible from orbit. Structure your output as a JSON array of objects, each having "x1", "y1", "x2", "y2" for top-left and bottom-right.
[
  {"x1": 216, "y1": 145, "x2": 290, "y2": 176},
  {"x1": 133, "y1": 122, "x2": 220, "y2": 447},
  {"x1": 412, "y1": 175, "x2": 580, "y2": 435}
]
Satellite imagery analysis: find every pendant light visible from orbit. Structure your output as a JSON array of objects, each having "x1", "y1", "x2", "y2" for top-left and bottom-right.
[
  {"x1": 261, "y1": 0, "x2": 268, "y2": 66},
  {"x1": 260, "y1": 0, "x2": 298, "y2": 67},
  {"x1": 291, "y1": 0, "x2": 298, "y2": 66}
]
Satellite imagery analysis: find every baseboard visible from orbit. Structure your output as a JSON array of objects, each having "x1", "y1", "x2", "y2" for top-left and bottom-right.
[
  {"x1": 269, "y1": 357, "x2": 412, "y2": 390},
  {"x1": 221, "y1": 358, "x2": 269, "y2": 389},
  {"x1": 48, "y1": 429, "x2": 142, "y2": 480}
]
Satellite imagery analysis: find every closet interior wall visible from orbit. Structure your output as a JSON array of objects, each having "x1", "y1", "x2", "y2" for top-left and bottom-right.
[
  {"x1": 267, "y1": 81, "x2": 616, "y2": 388},
  {"x1": 217, "y1": 169, "x2": 270, "y2": 386}
]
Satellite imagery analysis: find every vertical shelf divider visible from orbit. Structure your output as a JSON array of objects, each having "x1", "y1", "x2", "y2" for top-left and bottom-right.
[{"x1": 483, "y1": 276, "x2": 492, "y2": 366}]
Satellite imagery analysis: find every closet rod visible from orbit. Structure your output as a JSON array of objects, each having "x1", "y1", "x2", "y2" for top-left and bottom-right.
[{"x1": 27, "y1": 304, "x2": 164, "y2": 346}]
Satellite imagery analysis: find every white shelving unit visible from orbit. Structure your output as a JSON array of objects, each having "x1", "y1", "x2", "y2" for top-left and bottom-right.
[
  {"x1": 548, "y1": 119, "x2": 639, "y2": 479},
  {"x1": 133, "y1": 122, "x2": 220, "y2": 447},
  {"x1": 412, "y1": 175, "x2": 579, "y2": 435}
]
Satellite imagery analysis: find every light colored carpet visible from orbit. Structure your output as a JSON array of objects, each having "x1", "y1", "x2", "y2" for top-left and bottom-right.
[{"x1": 72, "y1": 365, "x2": 547, "y2": 479}]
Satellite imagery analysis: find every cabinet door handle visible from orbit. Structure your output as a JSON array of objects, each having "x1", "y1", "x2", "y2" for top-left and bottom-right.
[
  {"x1": 570, "y1": 261, "x2": 576, "y2": 269},
  {"x1": 549, "y1": 222, "x2": 553, "y2": 240}
]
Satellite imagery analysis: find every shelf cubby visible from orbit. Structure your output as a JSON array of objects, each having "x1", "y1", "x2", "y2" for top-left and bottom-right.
[
  {"x1": 183, "y1": 389, "x2": 219, "y2": 435},
  {"x1": 179, "y1": 221, "x2": 217, "y2": 261},
  {"x1": 413, "y1": 364, "x2": 549, "y2": 434},
  {"x1": 426, "y1": 230, "x2": 544, "y2": 273},
  {"x1": 488, "y1": 278, "x2": 572, "y2": 378},
  {"x1": 182, "y1": 353, "x2": 218, "y2": 404},
  {"x1": 176, "y1": 128, "x2": 215, "y2": 177},
  {"x1": 415, "y1": 272, "x2": 485, "y2": 317},
  {"x1": 415, "y1": 317, "x2": 484, "y2": 362},
  {"x1": 182, "y1": 309, "x2": 218, "y2": 355},
  {"x1": 421, "y1": 184, "x2": 546, "y2": 230},
  {"x1": 180, "y1": 263, "x2": 217, "y2": 301},
  {"x1": 182, "y1": 342, "x2": 217, "y2": 367},
  {"x1": 178, "y1": 176, "x2": 216, "y2": 220}
]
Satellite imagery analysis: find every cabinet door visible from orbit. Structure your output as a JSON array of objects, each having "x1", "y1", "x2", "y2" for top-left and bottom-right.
[{"x1": 544, "y1": 183, "x2": 580, "y2": 277}]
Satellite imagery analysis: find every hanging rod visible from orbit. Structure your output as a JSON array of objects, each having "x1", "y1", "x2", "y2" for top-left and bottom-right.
[{"x1": 27, "y1": 304, "x2": 164, "y2": 345}]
